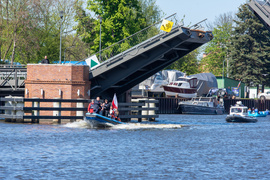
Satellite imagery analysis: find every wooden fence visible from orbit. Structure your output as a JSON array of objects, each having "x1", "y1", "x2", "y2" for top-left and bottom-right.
[
  {"x1": 2, "y1": 96, "x2": 269, "y2": 122},
  {"x1": 155, "y1": 97, "x2": 188, "y2": 114},
  {"x1": 155, "y1": 97, "x2": 270, "y2": 114},
  {"x1": 0, "y1": 97, "x2": 159, "y2": 123},
  {"x1": 223, "y1": 99, "x2": 270, "y2": 113}
]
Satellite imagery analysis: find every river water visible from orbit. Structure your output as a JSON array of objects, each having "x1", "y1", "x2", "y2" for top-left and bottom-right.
[{"x1": 1, "y1": 114, "x2": 270, "y2": 180}]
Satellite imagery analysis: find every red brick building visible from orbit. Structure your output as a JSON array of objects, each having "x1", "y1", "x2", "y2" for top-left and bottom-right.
[{"x1": 24, "y1": 64, "x2": 91, "y2": 117}]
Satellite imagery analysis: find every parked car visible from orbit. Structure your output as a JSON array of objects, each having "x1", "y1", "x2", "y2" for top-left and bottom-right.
[
  {"x1": 258, "y1": 91, "x2": 270, "y2": 100},
  {"x1": 217, "y1": 88, "x2": 235, "y2": 99}
]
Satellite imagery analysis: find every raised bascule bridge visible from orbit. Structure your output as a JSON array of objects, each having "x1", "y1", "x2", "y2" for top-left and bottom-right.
[
  {"x1": 0, "y1": 14, "x2": 213, "y2": 100},
  {"x1": 82, "y1": 14, "x2": 213, "y2": 99},
  {"x1": 248, "y1": 0, "x2": 270, "y2": 31}
]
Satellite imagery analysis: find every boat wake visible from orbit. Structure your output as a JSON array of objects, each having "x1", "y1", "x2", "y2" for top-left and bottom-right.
[
  {"x1": 111, "y1": 123, "x2": 182, "y2": 130},
  {"x1": 63, "y1": 120, "x2": 91, "y2": 129},
  {"x1": 63, "y1": 120, "x2": 182, "y2": 130}
]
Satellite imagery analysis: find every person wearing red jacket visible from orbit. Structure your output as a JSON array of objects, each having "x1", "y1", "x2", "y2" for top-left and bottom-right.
[{"x1": 88, "y1": 99, "x2": 95, "y2": 113}]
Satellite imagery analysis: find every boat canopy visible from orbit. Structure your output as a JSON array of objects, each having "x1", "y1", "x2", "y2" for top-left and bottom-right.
[
  {"x1": 139, "y1": 70, "x2": 184, "y2": 87},
  {"x1": 190, "y1": 73, "x2": 218, "y2": 96}
]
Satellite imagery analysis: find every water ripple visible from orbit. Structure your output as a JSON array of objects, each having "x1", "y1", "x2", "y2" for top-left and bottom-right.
[{"x1": 1, "y1": 115, "x2": 270, "y2": 179}]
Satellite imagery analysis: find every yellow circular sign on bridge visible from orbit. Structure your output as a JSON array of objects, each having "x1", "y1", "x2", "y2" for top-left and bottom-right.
[{"x1": 160, "y1": 19, "x2": 174, "y2": 32}]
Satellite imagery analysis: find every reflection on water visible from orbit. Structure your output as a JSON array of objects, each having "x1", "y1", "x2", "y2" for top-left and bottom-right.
[{"x1": 1, "y1": 114, "x2": 270, "y2": 179}]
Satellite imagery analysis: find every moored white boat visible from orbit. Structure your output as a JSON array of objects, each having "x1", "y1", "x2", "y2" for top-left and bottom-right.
[
  {"x1": 162, "y1": 76, "x2": 197, "y2": 98},
  {"x1": 226, "y1": 101, "x2": 257, "y2": 123}
]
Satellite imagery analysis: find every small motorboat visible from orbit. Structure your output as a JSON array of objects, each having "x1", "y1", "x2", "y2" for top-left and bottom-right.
[
  {"x1": 248, "y1": 109, "x2": 267, "y2": 117},
  {"x1": 84, "y1": 113, "x2": 124, "y2": 128},
  {"x1": 178, "y1": 97, "x2": 224, "y2": 115},
  {"x1": 161, "y1": 75, "x2": 198, "y2": 98},
  {"x1": 226, "y1": 101, "x2": 257, "y2": 123}
]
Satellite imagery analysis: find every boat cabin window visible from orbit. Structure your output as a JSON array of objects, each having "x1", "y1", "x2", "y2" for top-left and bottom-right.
[
  {"x1": 178, "y1": 83, "x2": 182, "y2": 87},
  {"x1": 231, "y1": 108, "x2": 242, "y2": 113},
  {"x1": 189, "y1": 78, "x2": 197, "y2": 88},
  {"x1": 174, "y1": 83, "x2": 178, "y2": 86},
  {"x1": 169, "y1": 82, "x2": 173, "y2": 85}
]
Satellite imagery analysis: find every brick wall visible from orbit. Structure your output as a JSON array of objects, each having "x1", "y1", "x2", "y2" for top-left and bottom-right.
[{"x1": 25, "y1": 64, "x2": 91, "y2": 116}]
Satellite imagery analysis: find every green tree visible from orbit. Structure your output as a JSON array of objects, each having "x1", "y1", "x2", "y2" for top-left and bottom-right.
[
  {"x1": 88, "y1": 0, "x2": 147, "y2": 52},
  {"x1": 166, "y1": 49, "x2": 200, "y2": 75},
  {"x1": 139, "y1": 0, "x2": 164, "y2": 25},
  {"x1": 0, "y1": 0, "x2": 78, "y2": 64},
  {"x1": 228, "y1": 4, "x2": 270, "y2": 87},
  {"x1": 75, "y1": 0, "x2": 163, "y2": 58},
  {"x1": 200, "y1": 13, "x2": 233, "y2": 76}
]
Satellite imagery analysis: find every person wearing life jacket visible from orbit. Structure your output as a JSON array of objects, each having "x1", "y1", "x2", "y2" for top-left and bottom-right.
[
  {"x1": 109, "y1": 106, "x2": 121, "y2": 121},
  {"x1": 101, "y1": 99, "x2": 110, "y2": 117},
  {"x1": 109, "y1": 106, "x2": 115, "y2": 119},
  {"x1": 114, "y1": 109, "x2": 121, "y2": 122},
  {"x1": 88, "y1": 99, "x2": 95, "y2": 113},
  {"x1": 93, "y1": 96, "x2": 102, "y2": 114}
]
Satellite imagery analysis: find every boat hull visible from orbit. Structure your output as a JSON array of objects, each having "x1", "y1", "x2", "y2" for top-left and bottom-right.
[
  {"x1": 163, "y1": 86, "x2": 197, "y2": 98},
  {"x1": 226, "y1": 115, "x2": 257, "y2": 123},
  {"x1": 248, "y1": 112, "x2": 267, "y2": 117},
  {"x1": 85, "y1": 113, "x2": 123, "y2": 128},
  {"x1": 179, "y1": 104, "x2": 224, "y2": 115}
]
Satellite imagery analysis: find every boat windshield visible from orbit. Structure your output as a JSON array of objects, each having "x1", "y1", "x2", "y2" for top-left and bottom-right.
[
  {"x1": 178, "y1": 78, "x2": 188, "y2": 82},
  {"x1": 231, "y1": 108, "x2": 242, "y2": 113},
  {"x1": 155, "y1": 75, "x2": 163, "y2": 80}
]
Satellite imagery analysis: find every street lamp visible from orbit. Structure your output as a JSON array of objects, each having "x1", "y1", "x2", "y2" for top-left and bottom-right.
[
  {"x1": 64, "y1": 46, "x2": 74, "y2": 64},
  {"x1": 59, "y1": 11, "x2": 64, "y2": 64},
  {"x1": 98, "y1": 16, "x2": 102, "y2": 61}
]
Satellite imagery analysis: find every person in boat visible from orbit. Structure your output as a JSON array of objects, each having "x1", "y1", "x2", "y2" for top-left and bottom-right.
[
  {"x1": 93, "y1": 96, "x2": 102, "y2": 114},
  {"x1": 87, "y1": 99, "x2": 95, "y2": 113},
  {"x1": 255, "y1": 108, "x2": 259, "y2": 114},
  {"x1": 109, "y1": 106, "x2": 121, "y2": 121},
  {"x1": 101, "y1": 99, "x2": 110, "y2": 117}
]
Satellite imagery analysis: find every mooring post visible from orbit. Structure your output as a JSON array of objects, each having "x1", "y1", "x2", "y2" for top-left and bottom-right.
[
  {"x1": 4, "y1": 95, "x2": 12, "y2": 122},
  {"x1": 14, "y1": 96, "x2": 24, "y2": 123},
  {"x1": 76, "y1": 98, "x2": 84, "y2": 121},
  {"x1": 141, "y1": 98, "x2": 148, "y2": 121},
  {"x1": 149, "y1": 99, "x2": 156, "y2": 121},
  {"x1": 32, "y1": 97, "x2": 40, "y2": 123},
  {"x1": 53, "y1": 98, "x2": 61, "y2": 123}
]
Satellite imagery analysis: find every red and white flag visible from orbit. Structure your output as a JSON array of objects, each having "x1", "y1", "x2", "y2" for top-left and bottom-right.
[
  {"x1": 112, "y1": 93, "x2": 118, "y2": 110},
  {"x1": 237, "y1": 81, "x2": 241, "y2": 88}
]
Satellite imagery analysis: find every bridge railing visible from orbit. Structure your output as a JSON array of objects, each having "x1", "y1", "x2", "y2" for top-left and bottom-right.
[
  {"x1": 78, "y1": 13, "x2": 183, "y2": 66},
  {"x1": 0, "y1": 65, "x2": 27, "y2": 68},
  {"x1": 0, "y1": 65, "x2": 27, "y2": 90}
]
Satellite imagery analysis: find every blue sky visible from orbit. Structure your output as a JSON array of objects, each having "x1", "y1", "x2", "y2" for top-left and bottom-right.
[{"x1": 155, "y1": 0, "x2": 247, "y2": 28}]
